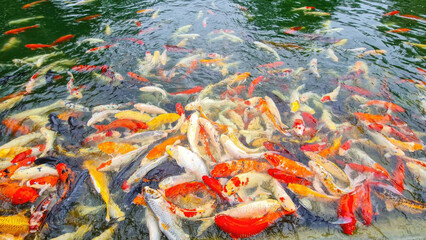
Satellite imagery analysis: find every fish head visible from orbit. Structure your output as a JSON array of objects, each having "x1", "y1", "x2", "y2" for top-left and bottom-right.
[{"x1": 143, "y1": 186, "x2": 161, "y2": 199}]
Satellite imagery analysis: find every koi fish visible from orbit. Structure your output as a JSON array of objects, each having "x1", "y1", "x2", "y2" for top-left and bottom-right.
[
  {"x1": 22, "y1": 0, "x2": 47, "y2": 9},
  {"x1": 114, "y1": 110, "x2": 151, "y2": 122},
  {"x1": 386, "y1": 28, "x2": 410, "y2": 33},
  {"x1": 2, "y1": 119, "x2": 31, "y2": 135},
  {"x1": 248, "y1": 76, "x2": 264, "y2": 97},
  {"x1": 268, "y1": 168, "x2": 312, "y2": 186},
  {"x1": 143, "y1": 187, "x2": 190, "y2": 240},
  {"x1": 287, "y1": 183, "x2": 339, "y2": 202},
  {"x1": 170, "y1": 86, "x2": 203, "y2": 95},
  {"x1": 84, "y1": 160, "x2": 124, "y2": 221},
  {"x1": 147, "y1": 113, "x2": 180, "y2": 130},
  {"x1": 51, "y1": 34, "x2": 75, "y2": 46},
  {"x1": 25, "y1": 44, "x2": 53, "y2": 50},
  {"x1": 371, "y1": 182, "x2": 426, "y2": 214},
  {"x1": 136, "y1": 9, "x2": 154, "y2": 14},
  {"x1": 0, "y1": 182, "x2": 39, "y2": 205},
  {"x1": 127, "y1": 72, "x2": 151, "y2": 83},
  {"x1": 215, "y1": 209, "x2": 293, "y2": 239},
  {"x1": 264, "y1": 152, "x2": 314, "y2": 178},
  {"x1": 292, "y1": 6, "x2": 315, "y2": 11},
  {"x1": 399, "y1": 14, "x2": 425, "y2": 21},
  {"x1": 93, "y1": 119, "x2": 148, "y2": 133},
  {"x1": 357, "y1": 49, "x2": 387, "y2": 58},
  {"x1": 67, "y1": 71, "x2": 83, "y2": 99},
  {"x1": 4, "y1": 24, "x2": 39, "y2": 35},
  {"x1": 383, "y1": 10, "x2": 399, "y2": 16},
  {"x1": 76, "y1": 14, "x2": 101, "y2": 22},
  {"x1": 304, "y1": 11, "x2": 331, "y2": 17},
  {"x1": 253, "y1": 41, "x2": 280, "y2": 60},
  {"x1": 354, "y1": 112, "x2": 392, "y2": 124},
  {"x1": 0, "y1": 212, "x2": 29, "y2": 235},
  {"x1": 211, "y1": 159, "x2": 271, "y2": 177},
  {"x1": 334, "y1": 159, "x2": 389, "y2": 179},
  {"x1": 284, "y1": 26, "x2": 304, "y2": 35},
  {"x1": 98, "y1": 142, "x2": 137, "y2": 155}
]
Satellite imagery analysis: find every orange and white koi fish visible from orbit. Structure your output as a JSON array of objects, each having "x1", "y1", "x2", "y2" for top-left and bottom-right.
[{"x1": 67, "y1": 72, "x2": 83, "y2": 99}]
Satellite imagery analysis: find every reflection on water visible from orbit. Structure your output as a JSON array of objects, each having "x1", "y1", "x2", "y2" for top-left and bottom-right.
[{"x1": 0, "y1": 0, "x2": 425, "y2": 239}]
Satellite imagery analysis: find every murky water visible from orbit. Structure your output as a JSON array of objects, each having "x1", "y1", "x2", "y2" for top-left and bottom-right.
[{"x1": 0, "y1": 0, "x2": 425, "y2": 239}]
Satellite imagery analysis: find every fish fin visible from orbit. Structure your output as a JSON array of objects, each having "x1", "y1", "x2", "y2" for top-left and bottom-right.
[
  {"x1": 385, "y1": 200, "x2": 395, "y2": 211},
  {"x1": 331, "y1": 217, "x2": 353, "y2": 225},
  {"x1": 196, "y1": 217, "x2": 215, "y2": 236}
]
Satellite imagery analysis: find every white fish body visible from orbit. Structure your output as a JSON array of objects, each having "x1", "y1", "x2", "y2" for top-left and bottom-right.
[
  {"x1": 166, "y1": 146, "x2": 208, "y2": 179},
  {"x1": 253, "y1": 41, "x2": 280, "y2": 60},
  {"x1": 87, "y1": 110, "x2": 120, "y2": 126},
  {"x1": 134, "y1": 103, "x2": 167, "y2": 114}
]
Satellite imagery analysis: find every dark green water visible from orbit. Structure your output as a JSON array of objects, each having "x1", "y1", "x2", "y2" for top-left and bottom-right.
[{"x1": 0, "y1": 0, "x2": 425, "y2": 239}]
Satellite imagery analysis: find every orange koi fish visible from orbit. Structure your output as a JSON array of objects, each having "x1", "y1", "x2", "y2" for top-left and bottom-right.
[
  {"x1": 57, "y1": 111, "x2": 83, "y2": 121},
  {"x1": 164, "y1": 181, "x2": 215, "y2": 200},
  {"x1": 334, "y1": 159, "x2": 389, "y2": 179},
  {"x1": 211, "y1": 159, "x2": 271, "y2": 177},
  {"x1": 200, "y1": 125, "x2": 216, "y2": 163},
  {"x1": 256, "y1": 98, "x2": 289, "y2": 136},
  {"x1": 392, "y1": 157, "x2": 405, "y2": 193},
  {"x1": 75, "y1": 14, "x2": 102, "y2": 22},
  {"x1": 363, "y1": 100, "x2": 405, "y2": 112},
  {"x1": 25, "y1": 44, "x2": 52, "y2": 50},
  {"x1": 318, "y1": 136, "x2": 341, "y2": 158},
  {"x1": 27, "y1": 176, "x2": 59, "y2": 187},
  {"x1": 4, "y1": 24, "x2": 39, "y2": 35},
  {"x1": 383, "y1": 10, "x2": 399, "y2": 16},
  {"x1": 268, "y1": 168, "x2": 311, "y2": 186},
  {"x1": 215, "y1": 209, "x2": 294, "y2": 239},
  {"x1": 264, "y1": 152, "x2": 314, "y2": 178},
  {"x1": 284, "y1": 26, "x2": 304, "y2": 35},
  {"x1": 51, "y1": 34, "x2": 74, "y2": 46},
  {"x1": 93, "y1": 119, "x2": 148, "y2": 133},
  {"x1": 368, "y1": 124, "x2": 410, "y2": 142},
  {"x1": 0, "y1": 181, "x2": 38, "y2": 205},
  {"x1": 22, "y1": 0, "x2": 47, "y2": 9},
  {"x1": 399, "y1": 14, "x2": 425, "y2": 21},
  {"x1": 170, "y1": 86, "x2": 203, "y2": 95},
  {"x1": 145, "y1": 135, "x2": 186, "y2": 160},
  {"x1": 386, "y1": 28, "x2": 410, "y2": 33},
  {"x1": 136, "y1": 9, "x2": 154, "y2": 14},
  {"x1": 98, "y1": 142, "x2": 137, "y2": 155},
  {"x1": 248, "y1": 76, "x2": 264, "y2": 97},
  {"x1": 354, "y1": 112, "x2": 392, "y2": 124},
  {"x1": 127, "y1": 72, "x2": 151, "y2": 83},
  {"x1": 2, "y1": 119, "x2": 31, "y2": 135}
]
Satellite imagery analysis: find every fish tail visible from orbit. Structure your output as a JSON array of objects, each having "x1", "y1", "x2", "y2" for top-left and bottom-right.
[
  {"x1": 109, "y1": 200, "x2": 125, "y2": 221},
  {"x1": 196, "y1": 217, "x2": 215, "y2": 236}
]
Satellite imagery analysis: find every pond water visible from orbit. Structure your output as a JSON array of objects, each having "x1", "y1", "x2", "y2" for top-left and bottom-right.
[{"x1": 0, "y1": 0, "x2": 425, "y2": 239}]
